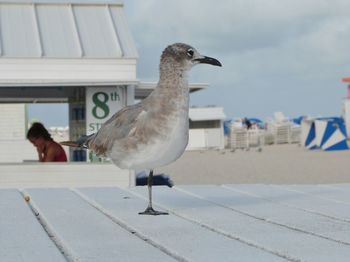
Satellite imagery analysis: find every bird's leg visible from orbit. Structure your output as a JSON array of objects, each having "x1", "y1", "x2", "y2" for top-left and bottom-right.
[{"x1": 138, "y1": 170, "x2": 168, "y2": 215}]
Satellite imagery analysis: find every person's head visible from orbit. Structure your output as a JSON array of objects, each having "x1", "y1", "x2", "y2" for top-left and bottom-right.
[{"x1": 27, "y1": 122, "x2": 52, "y2": 149}]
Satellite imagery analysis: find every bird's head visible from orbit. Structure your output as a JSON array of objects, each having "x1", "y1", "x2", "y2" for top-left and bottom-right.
[{"x1": 160, "y1": 43, "x2": 222, "y2": 71}]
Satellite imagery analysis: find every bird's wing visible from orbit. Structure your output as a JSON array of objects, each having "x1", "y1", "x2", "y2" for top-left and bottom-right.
[{"x1": 88, "y1": 103, "x2": 146, "y2": 155}]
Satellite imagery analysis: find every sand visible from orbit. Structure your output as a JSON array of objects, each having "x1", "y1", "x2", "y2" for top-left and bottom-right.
[{"x1": 157, "y1": 144, "x2": 350, "y2": 185}]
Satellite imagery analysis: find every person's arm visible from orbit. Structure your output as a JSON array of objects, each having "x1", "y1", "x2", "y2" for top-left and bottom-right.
[{"x1": 36, "y1": 147, "x2": 45, "y2": 162}]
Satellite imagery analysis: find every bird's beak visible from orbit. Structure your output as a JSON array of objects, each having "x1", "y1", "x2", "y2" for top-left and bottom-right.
[{"x1": 194, "y1": 56, "x2": 222, "y2": 67}]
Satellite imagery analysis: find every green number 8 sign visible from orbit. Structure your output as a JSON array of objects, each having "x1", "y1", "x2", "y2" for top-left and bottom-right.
[{"x1": 92, "y1": 92, "x2": 110, "y2": 119}]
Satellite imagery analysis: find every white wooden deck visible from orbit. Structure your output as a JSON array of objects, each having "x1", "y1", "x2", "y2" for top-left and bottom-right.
[{"x1": 1, "y1": 184, "x2": 350, "y2": 261}]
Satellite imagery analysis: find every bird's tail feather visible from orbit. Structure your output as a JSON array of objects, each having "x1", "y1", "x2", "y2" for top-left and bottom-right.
[
  {"x1": 60, "y1": 141, "x2": 80, "y2": 147},
  {"x1": 60, "y1": 134, "x2": 95, "y2": 149}
]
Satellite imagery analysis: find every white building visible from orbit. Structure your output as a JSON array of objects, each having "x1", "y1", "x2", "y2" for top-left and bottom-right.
[
  {"x1": 0, "y1": 0, "x2": 133, "y2": 187},
  {"x1": 0, "y1": 0, "x2": 137, "y2": 162},
  {"x1": 0, "y1": 104, "x2": 36, "y2": 162},
  {"x1": 188, "y1": 107, "x2": 226, "y2": 150}
]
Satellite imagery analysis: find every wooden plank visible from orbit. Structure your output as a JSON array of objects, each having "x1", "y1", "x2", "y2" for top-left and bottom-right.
[
  {"x1": 131, "y1": 186, "x2": 350, "y2": 262},
  {"x1": 77, "y1": 187, "x2": 286, "y2": 262},
  {"x1": 177, "y1": 185, "x2": 350, "y2": 261},
  {"x1": 276, "y1": 184, "x2": 350, "y2": 204},
  {"x1": 223, "y1": 184, "x2": 350, "y2": 244},
  {"x1": 0, "y1": 189, "x2": 65, "y2": 262},
  {"x1": 330, "y1": 184, "x2": 350, "y2": 190},
  {"x1": 25, "y1": 188, "x2": 175, "y2": 262},
  {"x1": 226, "y1": 184, "x2": 350, "y2": 222},
  {"x1": 215, "y1": 185, "x2": 350, "y2": 244}
]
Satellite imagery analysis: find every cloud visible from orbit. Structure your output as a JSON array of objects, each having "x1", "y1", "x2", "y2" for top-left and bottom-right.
[
  {"x1": 125, "y1": 0, "x2": 350, "y2": 118},
  {"x1": 127, "y1": 0, "x2": 350, "y2": 51}
]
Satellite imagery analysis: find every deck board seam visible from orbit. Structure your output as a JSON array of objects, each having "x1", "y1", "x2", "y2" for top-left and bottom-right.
[
  {"x1": 221, "y1": 185, "x2": 350, "y2": 223},
  {"x1": 19, "y1": 189, "x2": 78, "y2": 262},
  {"x1": 175, "y1": 186, "x2": 350, "y2": 247},
  {"x1": 222, "y1": 185, "x2": 350, "y2": 223},
  {"x1": 71, "y1": 188, "x2": 188, "y2": 262},
  {"x1": 272, "y1": 185, "x2": 350, "y2": 205},
  {"x1": 127, "y1": 188, "x2": 297, "y2": 262}
]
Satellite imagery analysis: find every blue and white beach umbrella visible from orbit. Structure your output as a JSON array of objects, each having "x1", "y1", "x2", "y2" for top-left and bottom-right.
[
  {"x1": 303, "y1": 118, "x2": 349, "y2": 151},
  {"x1": 303, "y1": 121, "x2": 318, "y2": 150}
]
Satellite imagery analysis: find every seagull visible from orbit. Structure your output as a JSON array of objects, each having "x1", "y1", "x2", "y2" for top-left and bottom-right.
[{"x1": 61, "y1": 43, "x2": 221, "y2": 215}]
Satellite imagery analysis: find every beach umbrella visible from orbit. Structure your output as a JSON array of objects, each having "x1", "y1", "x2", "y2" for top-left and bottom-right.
[
  {"x1": 302, "y1": 121, "x2": 319, "y2": 150},
  {"x1": 314, "y1": 120, "x2": 349, "y2": 151}
]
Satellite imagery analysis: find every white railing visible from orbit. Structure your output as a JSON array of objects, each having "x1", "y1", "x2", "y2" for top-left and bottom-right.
[{"x1": 228, "y1": 124, "x2": 301, "y2": 150}]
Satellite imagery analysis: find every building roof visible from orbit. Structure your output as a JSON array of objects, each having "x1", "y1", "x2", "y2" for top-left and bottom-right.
[
  {"x1": 0, "y1": 0, "x2": 137, "y2": 86},
  {"x1": 0, "y1": 0, "x2": 137, "y2": 58},
  {"x1": 189, "y1": 106, "x2": 226, "y2": 121}
]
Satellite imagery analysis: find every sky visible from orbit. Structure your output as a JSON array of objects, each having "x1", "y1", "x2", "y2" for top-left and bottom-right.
[{"x1": 28, "y1": 0, "x2": 350, "y2": 126}]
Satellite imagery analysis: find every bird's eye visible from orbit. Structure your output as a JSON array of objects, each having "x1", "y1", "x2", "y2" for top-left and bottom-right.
[{"x1": 187, "y1": 49, "x2": 194, "y2": 58}]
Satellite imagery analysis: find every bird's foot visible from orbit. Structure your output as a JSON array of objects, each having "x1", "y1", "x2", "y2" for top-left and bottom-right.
[{"x1": 138, "y1": 206, "x2": 168, "y2": 216}]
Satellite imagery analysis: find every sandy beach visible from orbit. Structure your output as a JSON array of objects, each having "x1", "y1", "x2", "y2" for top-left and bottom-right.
[{"x1": 157, "y1": 144, "x2": 350, "y2": 185}]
